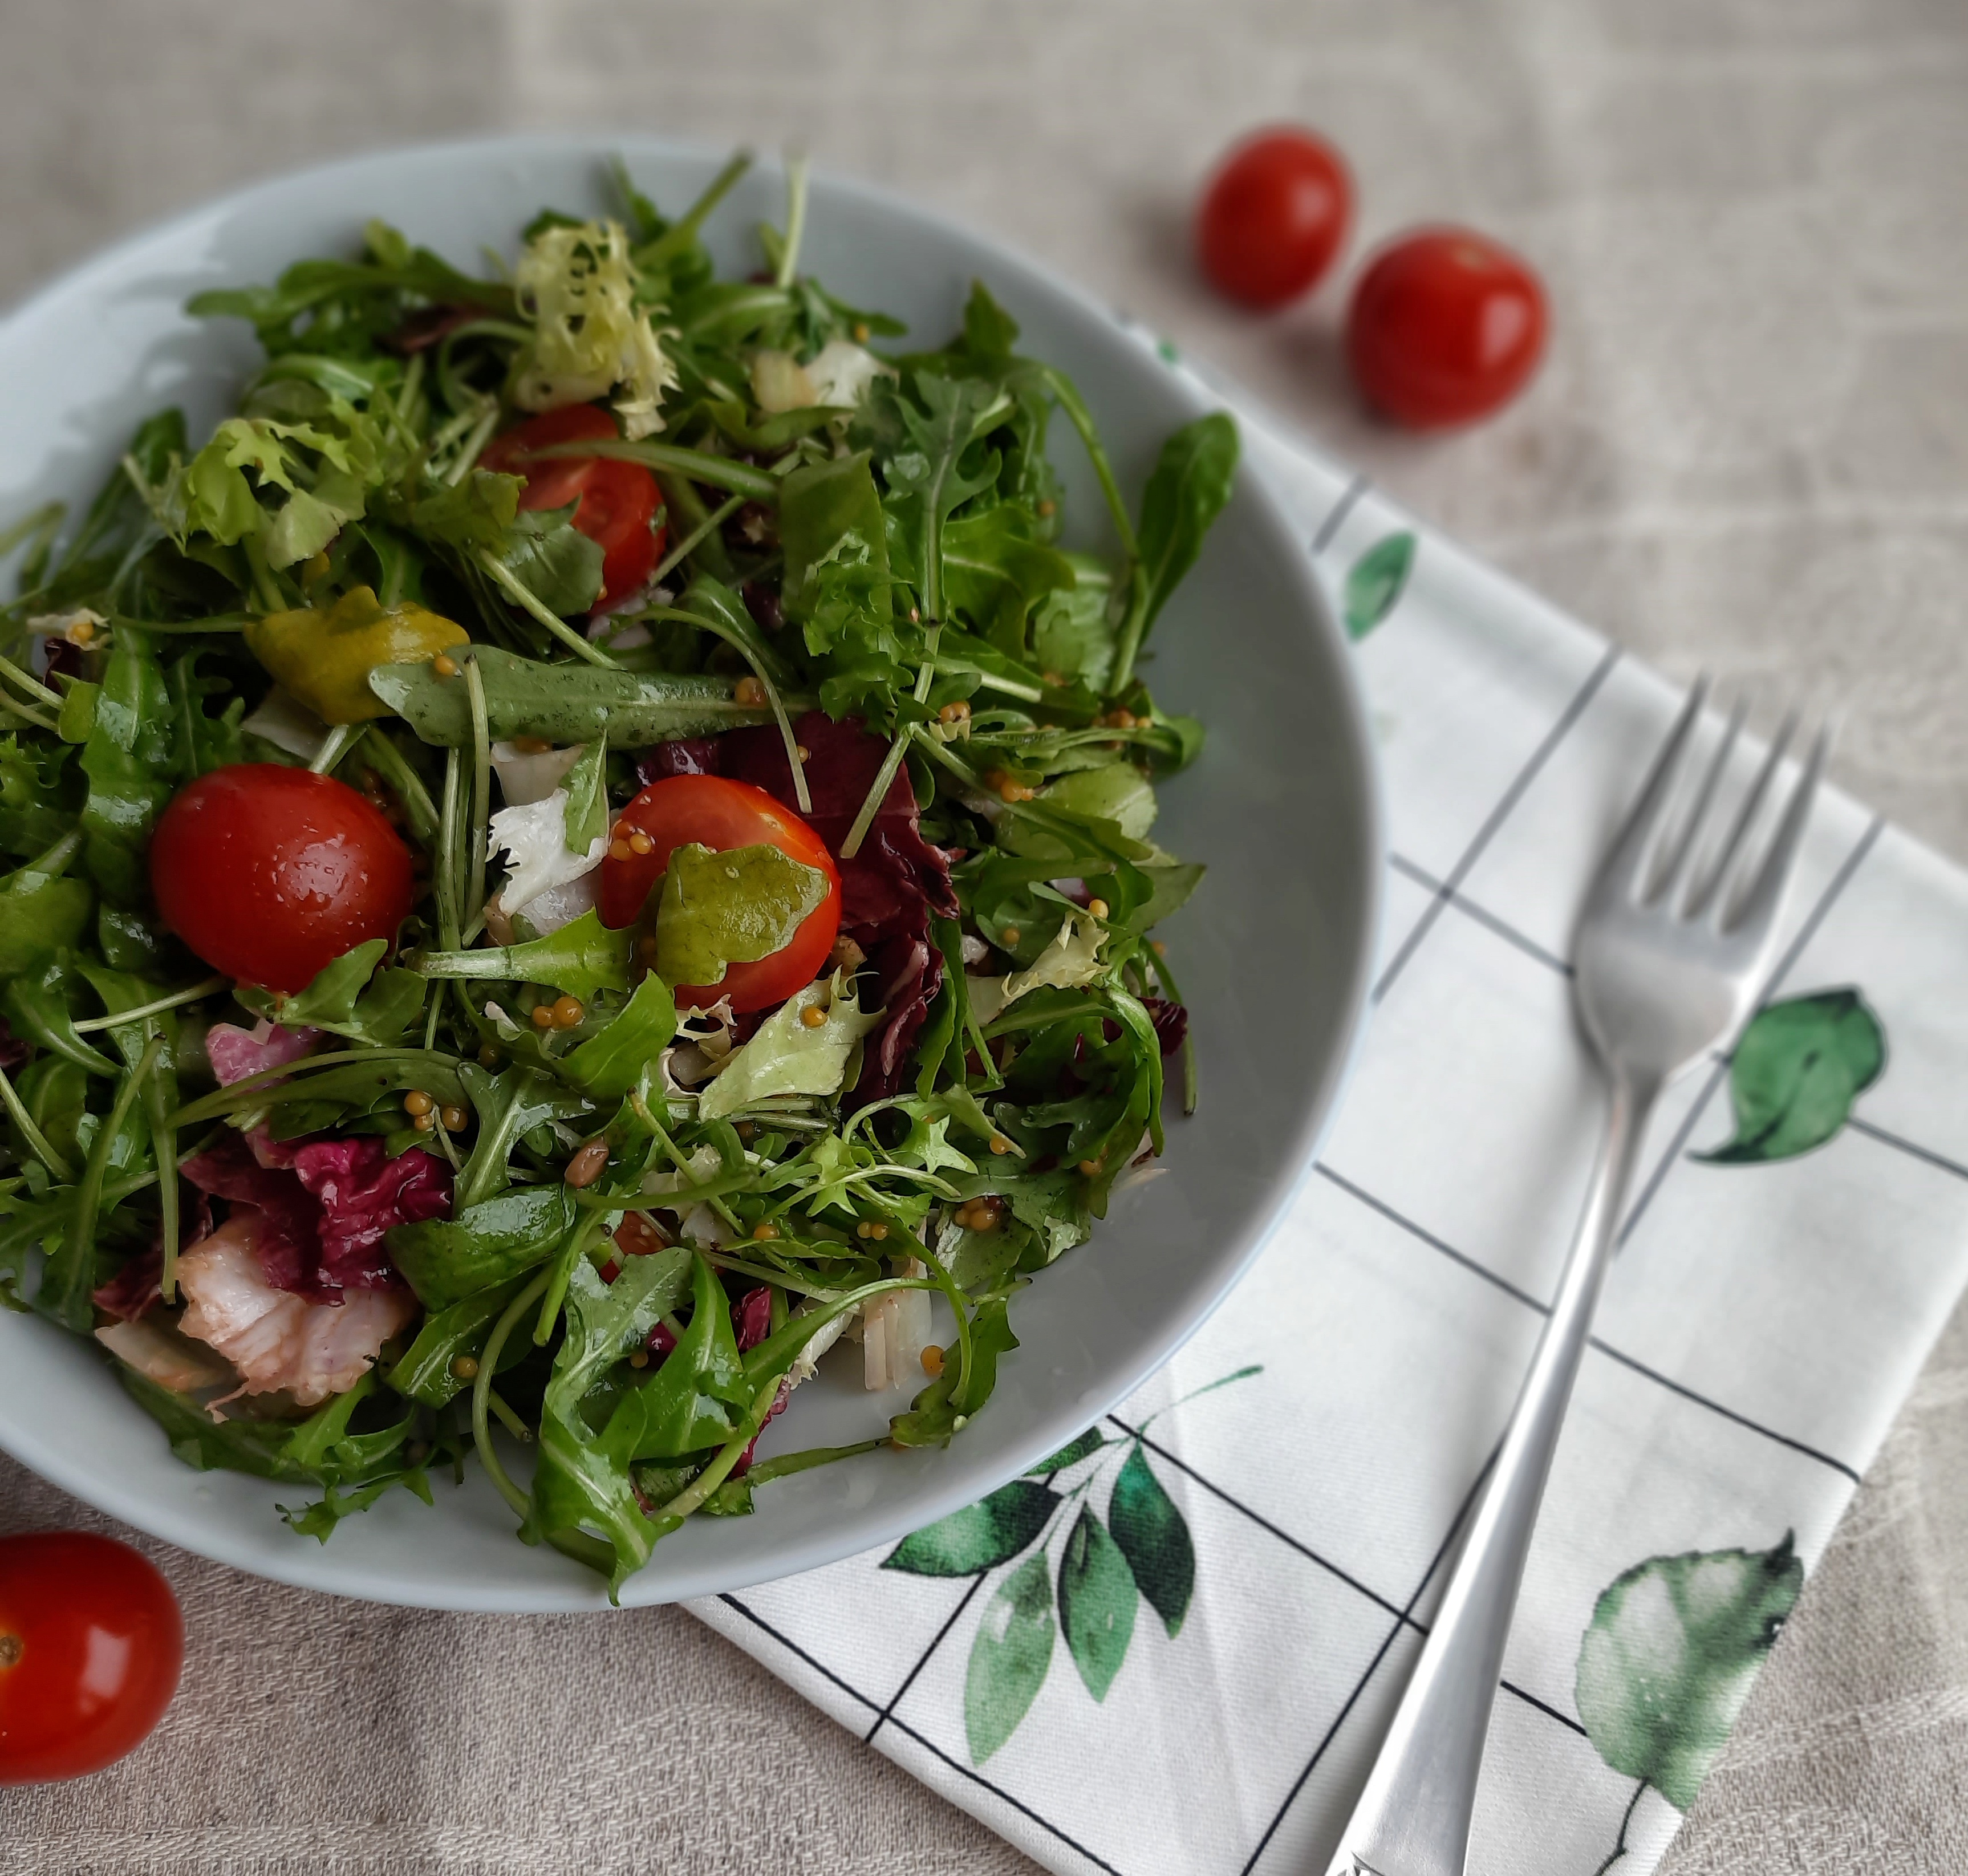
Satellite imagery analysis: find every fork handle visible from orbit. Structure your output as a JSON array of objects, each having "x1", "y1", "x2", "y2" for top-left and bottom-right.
[{"x1": 1322, "y1": 1074, "x2": 1658, "y2": 1876}]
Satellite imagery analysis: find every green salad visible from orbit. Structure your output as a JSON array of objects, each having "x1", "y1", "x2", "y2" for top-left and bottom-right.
[{"x1": 0, "y1": 153, "x2": 1236, "y2": 1593}]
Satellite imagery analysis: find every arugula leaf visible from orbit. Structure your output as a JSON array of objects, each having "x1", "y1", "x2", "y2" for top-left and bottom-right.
[
  {"x1": 0, "y1": 839, "x2": 91, "y2": 980},
  {"x1": 560, "y1": 740, "x2": 607, "y2": 856},
  {"x1": 386, "y1": 1183, "x2": 576, "y2": 1309},
  {"x1": 386, "y1": 1271, "x2": 538, "y2": 1406},
  {"x1": 368, "y1": 645, "x2": 770, "y2": 748},
  {"x1": 494, "y1": 505, "x2": 605, "y2": 617},
  {"x1": 941, "y1": 506, "x2": 1076, "y2": 659},
  {"x1": 78, "y1": 628, "x2": 175, "y2": 904},
  {"x1": 655, "y1": 842, "x2": 827, "y2": 989},
  {"x1": 563, "y1": 973, "x2": 678, "y2": 1102},
  {"x1": 868, "y1": 371, "x2": 1004, "y2": 620},
  {"x1": 414, "y1": 906, "x2": 631, "y2": 1004},
  {"x1": 235, "y1": 938, "x2": 425, "y2": 1045},
  {"x1": 453, "y1": 1063, "x2": 595, "y2": 1209},
  {"x1": 779, "y1": 452, "x2": 890, "y2": 624},
  {"x1": 1111, "y1": 412, "x2": 1239, "y2": 693},
  {"x1": 602, "y1": 1252, "x2": 752, "y2": 1461}
]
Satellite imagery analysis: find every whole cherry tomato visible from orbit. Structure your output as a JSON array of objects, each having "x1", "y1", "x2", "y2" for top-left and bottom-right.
[
  {"x1": 1197, "y1": 128, "x2": 1353, "y2": 309},
  {"x1": 149, "y1": 765, "x2": 416, "y2": 994},
  {"x1": 1345, "y1": 228, "x2": 1548, "y2": 427},
  {"x1": 480, "y1": 405, "x2": 666, "y2": 607},
  {"x1": 598, "y1": 774, "x2": 841, "y2": 1012},
  {"x1": 0, "y1": 1532, "x2": 182, "y2": 1784}
]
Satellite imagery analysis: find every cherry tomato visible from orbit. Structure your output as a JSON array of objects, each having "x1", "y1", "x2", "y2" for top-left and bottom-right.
[
  {"x1": 1197, "y1": 128, "x2": 1353, "y2": 309},
  {"x1": 598, "y1": 774, "x2": 841, "y2": 1012},
  {"x1": 1345, "y1": 228, "x2": 1548, "y2": 428},
  {"x1": 480, "y1": 406, "x2": 667, "y2": 606},
  {"x1": 0, "y1": 1532, "x2": 182, "y2": 1784},
  {"x1": 149, "y1": 765, "x2": 416, "y2": 994}
]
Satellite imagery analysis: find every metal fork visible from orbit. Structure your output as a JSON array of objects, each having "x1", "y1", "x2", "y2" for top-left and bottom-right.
[{"x1": 1324, "y1": 683, "x2": 1829, "y2": 1876}]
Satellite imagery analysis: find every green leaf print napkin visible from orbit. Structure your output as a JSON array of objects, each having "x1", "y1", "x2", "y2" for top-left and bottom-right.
[{"x1": 688, "y1": 340, "x2": 1968, "y2": 1876}]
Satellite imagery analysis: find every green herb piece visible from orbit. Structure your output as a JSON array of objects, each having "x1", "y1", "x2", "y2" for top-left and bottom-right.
[
  {"x1": 654, "y1": 841, "x2": 827, "y2": 989},
  {"x1": 563, "y1": 973, "x2": 678, "y2": 1102},
  {"x1": 602, "y1": 1252, "x2": 752, "y2": 1461},
  {"x1": 386, "y1": 1272, "x2": 538, "y2": 1406},
  {"x1": 413, "y1": 906, "x2": 631, "y2": 1004},
  {"x1": 368, "y1": 645, "x2": 770, "y2": 748},
  {"x1": 387, "y1": 1183, "x2": 576, "y2": 1309},
  {"x1": 234, "y1": 937, "x2": 424, "y2": 1046},
  {"x1": 559, "y1": 740, "x2": 607, "y2": 856}
]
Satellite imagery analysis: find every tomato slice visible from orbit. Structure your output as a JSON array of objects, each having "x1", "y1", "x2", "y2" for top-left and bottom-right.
[
  {"x1": 0, "y1": 1532, "x2": 182, "y2": 1785},
  {"x1": 598, "y1": 774, "x2": 842, "y2": 1012},
  {"x1": 149, "y1": 765, "x2": 416, "y2": 994},
  {"x1": 479, "y1": 405, "x2": 667, "y2": 607}
]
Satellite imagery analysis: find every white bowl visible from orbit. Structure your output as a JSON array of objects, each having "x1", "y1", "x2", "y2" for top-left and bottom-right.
[{"x1": 0, "y1": 135, "x2": 1381, "y2": 1609}]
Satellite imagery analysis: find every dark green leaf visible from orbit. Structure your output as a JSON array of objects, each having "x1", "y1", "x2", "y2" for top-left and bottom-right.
[
  {"x1": 1107, "y1": 1443, "x2": 1194, "y2": 1637},
  {"x1": 497, "y1": 505, "x2": 604, "y2": 616},
  {"x1": 602, "y1": 1252, "x2": 750, "y2": 1461},
  {"x1": 563, "y1": 973, "x2": 678, "y2": 1102},
  {"x1": 560, "y1": 740, "x2": 608, "y2": 856},
  {"x1": 415, "y1": 906, "x2": 631, "y2": 1004},
  {"x1": 0, "y1": 847, "x2": 91, "y2": 980},
  {"x1": 882, "y1": 1478, "x2": 1056, "y2": 1575},
  {"x1": 386, "y1": 1272, "x2": 537, "y2": 1406},
  {"x1": 965, "y1": 1549, "x2": 1054, "y2": 1765},
  {"x1": 1699, "y1": 989, "x2": 1886, "y2": 1164},
  {"x1": 79, "y1": 628, "x2": 174, "y2": 904},
  {"x1": 452, "y1": 1063, "x2": 595, "y2": 1209},
  {"x1": 386, "y1": 1183, "x2": 575, "y2": 1310},
  {"x1": 368, "y1": 644, "x2": 769, "y2": 748},
  {"x1": 1057, "y1": 1503, "x2": 1137, "y2": 1701},
  {"x1": 1133, "y1": 412, "x2": 1238, "y2": 639},
  {"x1": 1343, "y1": 531, "x2": 1416, "y2": 641},
  {"x1": 1576, "y1": 1533, "x2": 1803, "y2": 1810},
  {"x1": 779, "y1": 451, "x2": 890, "y2": 624}
]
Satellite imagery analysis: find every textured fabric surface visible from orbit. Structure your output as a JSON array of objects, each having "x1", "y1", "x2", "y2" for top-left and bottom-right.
[{"x1": 2, "y1": 2, "x2": 1966, "y2": 1871}]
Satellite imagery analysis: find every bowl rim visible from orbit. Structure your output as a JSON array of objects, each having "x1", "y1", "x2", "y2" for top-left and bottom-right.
[{"x1": 0, "y1": 129, "x2": 1386, "y2": 1607}]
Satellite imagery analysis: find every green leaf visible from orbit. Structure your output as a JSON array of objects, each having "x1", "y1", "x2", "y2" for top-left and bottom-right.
[
  {"x1": 1134, "y1": 412, "x2": 1239, "y2": 639},
  {"x1": 941, "y1": 506, "x2": 1076, "y2": 659},
  {"x1": 1699, "y1": 989, "x2": 1886, "y2": 1164},
  {"x1": 368, "y1": 644, "x2": 769, "y2": 748},
  {"x1": 882, "y1": 1478, "x2": 1057, "y2": 1575},
  {"x1": 414, "y1": 906, "x2": 631, "y2": 1004},
  {"x1": 655, "y1": 841, "x2": 829, "y2": 989},
  {"x1": 562, "y1": 972, "x2": 679, "y2": 1102},
  {"x1": 778, "y1": 450, "x2": 890, "y2": 624},
  {"x1": 1026, "y1": 1428, "x2": 1104, "y2": 1476},
  {"x1": 1576, "y1": 1533, "x2": 1803, "y2": 1811},
  {"x1": 0, "y1": 848, "x2": 91, "y2": 981},
  {"x1": 1344, "y1": 531, "x2": 1415, "y2": 641},
  {"x1": 871, "y1": 371, "x2": 1005, "y2": 619},
  {"x1": 697, "y1": 973, "x2": 884, "y2": 1120},
  {"x1": 1057, "y1": 1503, "x2": 1137, "y2": 1701},
  {"x1": 558, "y1": 740, "x2": 608, "y2": 857},
  {"x1": 236, "y1": 939, "x2": 424, "y2": 1046},
  {"x1": 965, "y1": 1549, "x2": 1055, "y2": 1765},
  {"x1": 1107, "y1": 1443, "x2": 1194, "y2": 1637},
  {"x1": 601, "y1": 1251, "x2": 749, "y2": 1461},
  {"x1": 451, "y1": 1064, "x2": 594, "y2": 1209},
  {"x1": 385, "y1": 1183, "x2": 575, "y2": 1310},
  {"x1": 384, "y1": 1272, "x2": 537, "y2": 1406},
  {"x1": 79, "y1": 628, "x2": 175, "y2": 904},
  {"x1": 496, "y1": 505, "x2": 604, "y2": 616},
  {"x1": 397, "y1": 467, "x2": 522, "y2": 555}
]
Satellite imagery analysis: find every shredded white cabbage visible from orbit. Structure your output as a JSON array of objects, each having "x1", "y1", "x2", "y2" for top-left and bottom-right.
[{"x1": 512, "y1": 219, "x2": 677, "y2": 440}]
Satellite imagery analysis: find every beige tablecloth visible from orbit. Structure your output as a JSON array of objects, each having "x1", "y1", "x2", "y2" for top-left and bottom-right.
[{"x1": 5, "y1": 3, "x2": 1967, "y2": 1870}]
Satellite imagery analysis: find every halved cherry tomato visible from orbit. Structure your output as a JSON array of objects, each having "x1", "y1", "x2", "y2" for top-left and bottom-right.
[
  {"x1": 598, "y1": 774, "x2": 841, "y2": 1012},
  {"x1": 480, "y1": 405, "x2": 667, "y2": 606},
  {"x1": 1198, "y1": 127, "x2": 1353, "y2": 309},
  {"x1": 1345, "y1": 228, "x2": 1548, "y2": 428},
  {"x1": 0, "y1": 1532, "x2": 183, "y2": 1785},
  {"x1": 149, "y1": 765, "x2": 416, "y2": 994}
]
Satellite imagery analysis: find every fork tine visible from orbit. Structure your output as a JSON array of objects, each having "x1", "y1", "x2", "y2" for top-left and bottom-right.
[
  {"x1": 1654, "y1": 696, "x2": 1746, "y2": 909},
  {"x1": 1596, "y1": 678, "x2": 1711, "y2": 899},
  {"x1": 1726, "y1": 722, "x2": 1831, "y2": 937},
  {"x1": 1693, "y1": 710, "x2": 1797, "y2": 919}
]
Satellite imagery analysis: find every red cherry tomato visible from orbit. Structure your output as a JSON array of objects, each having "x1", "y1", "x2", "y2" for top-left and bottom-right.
[
  {"x1": 480, "y1": 406, "x2": 667, "y2": 606},
  {"x1": 0, "y1": 1532, "x2": 182, "y2": 1784},
  {"x1": 1198, "y1": 128, "x2": 1353, "y2": 309},
  {"x1": 598, "y1": 774, "x2": 841, "y2": 1012},
  {"x1": 149, "y1": 765, "x2": 416, "y2": 994},
  {"x1": 1345, "y1": 228, "x2": 1548, "y2": 428}
]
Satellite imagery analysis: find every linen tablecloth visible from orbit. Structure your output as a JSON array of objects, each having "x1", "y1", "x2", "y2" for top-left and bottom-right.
[{"x1": 5, "y1": 3, "x2": 1968, "y2": 1871}]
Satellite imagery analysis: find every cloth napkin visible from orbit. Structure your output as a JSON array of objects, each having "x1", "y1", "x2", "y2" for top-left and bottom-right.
[{"x1": 689, "y1": 351, "x2": 1968, "y2": 1876}]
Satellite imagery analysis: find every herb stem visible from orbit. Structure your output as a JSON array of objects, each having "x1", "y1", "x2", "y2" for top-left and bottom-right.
[
  {"x1": 485, "y1": 1384, "x2": 531, "y2": 1443},
  {"x1": 646, "y1": 492, "x2": 744, "y2": 588},
  {"x1": 73, "y1": 974, "x2": 226, "y2": 1034},
  {"x1": 308, "y1": 722, "x2": 363, "y2": 775},
  {"x1": 474, "y1": 549, "x2": 620, "y2": 668},
  {"x1": 0, "y1": 652, "x2": 61, "y2": 709},
  {"x1": 436, "y1": 746, "x2": 464, "y2": 949},
  {"x1": 637, "y1": 150, "x2": 753, "y2": 266},
  {"x1": 474, "y1": 1269, "x2": 550, "y2": 1520},
  {"x1": 464, "y1": 654, "x2": 492, "y2": 923},
  {"x1": 527, "y1": 440, "x2": 778, "y2": 504},
  {"x1": 774, "y1": 153, "x2": 809, "y2": 289},
  {"x1": 0, "y1": 1059, "x2": 74, "y2": 1181},
  {"x1": 840, "y1": 624, "x2": 939, "y2": 859},
  {"x1": 55, "y1": 1033, "x2": 163, "y2": 1330},
  {"x1": 0, "y1": 690, "x2": 56, "y2": 734},
  {"x1": 360, "y1": 725, "x2": 442, "y2": 845}
]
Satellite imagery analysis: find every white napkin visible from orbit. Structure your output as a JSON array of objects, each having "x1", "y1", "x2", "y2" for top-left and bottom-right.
[{"x1": 689, "y1": 359, "x2": 1968, "y2": 1876}]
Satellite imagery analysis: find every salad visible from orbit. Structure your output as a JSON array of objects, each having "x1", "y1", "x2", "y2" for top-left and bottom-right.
[{"x1": 0, "y1": 155, "x2": 1236, "y2": 1594}]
